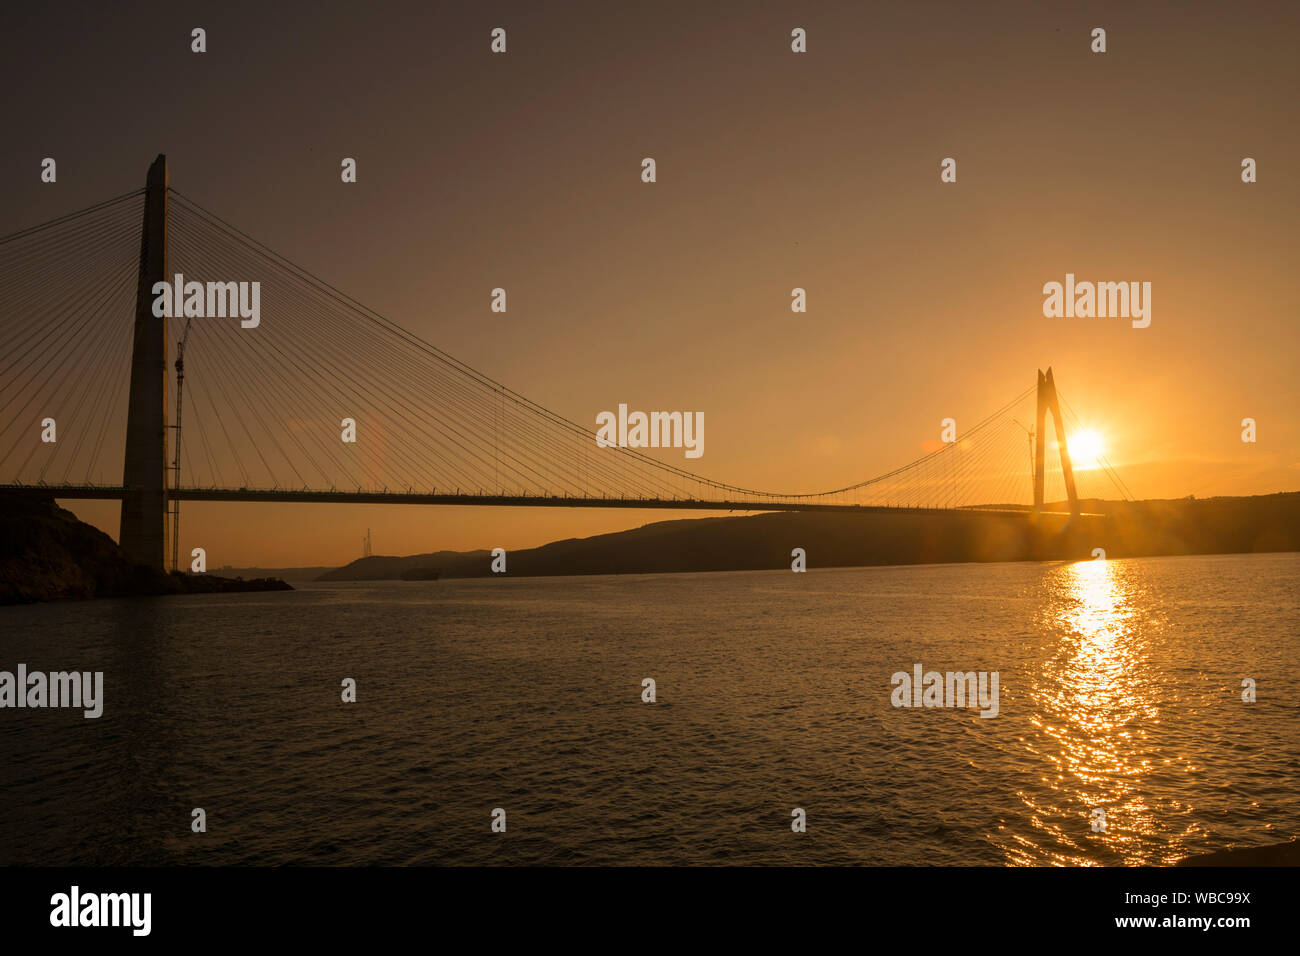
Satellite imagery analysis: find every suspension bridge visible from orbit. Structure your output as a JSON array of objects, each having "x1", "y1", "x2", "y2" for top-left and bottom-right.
[{"x1": 0, "y1": 156, "x2": 1134, "y2": 571}]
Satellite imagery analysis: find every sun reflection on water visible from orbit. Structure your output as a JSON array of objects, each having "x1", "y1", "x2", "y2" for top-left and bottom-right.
[{"x1": 1000, "y1": 557, "x2": 1191, "y2": 866}]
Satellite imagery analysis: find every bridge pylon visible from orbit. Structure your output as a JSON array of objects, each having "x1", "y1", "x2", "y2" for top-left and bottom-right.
[
  {"x1": 117, "y1": 155, "x2": 169, "y2": 570},
  {"x1": 1032, "y1": 366, "x2": 1079, "y2": 517}
]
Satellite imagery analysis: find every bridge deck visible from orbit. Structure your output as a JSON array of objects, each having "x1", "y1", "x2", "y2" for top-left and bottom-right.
[{"x1": 0, "y1": 485, "x2": 1098, "y2": 517}]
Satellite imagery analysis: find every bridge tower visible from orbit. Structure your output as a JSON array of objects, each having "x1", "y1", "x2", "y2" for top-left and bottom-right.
[
  {"x1": 1033, "y1": 366, "x2": 1079, "y2": 517},
  {"x1": 118, "y1": 155, "x2": 169, "y2": 570}
]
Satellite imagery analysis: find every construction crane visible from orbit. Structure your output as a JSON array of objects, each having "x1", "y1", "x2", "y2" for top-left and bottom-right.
[{"x1": 168, "y1": 318, "x2": 194, "y2": 572}]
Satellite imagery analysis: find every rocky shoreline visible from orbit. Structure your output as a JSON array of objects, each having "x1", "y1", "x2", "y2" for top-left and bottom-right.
[{"x1": 0, "y1": 494, "x2": 291, "y2": 605}]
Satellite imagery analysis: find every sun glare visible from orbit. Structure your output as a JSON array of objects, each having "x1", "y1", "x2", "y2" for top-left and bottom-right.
[{"x1": 1070, "y1": 429, "x2": 1104, "y2": 469}]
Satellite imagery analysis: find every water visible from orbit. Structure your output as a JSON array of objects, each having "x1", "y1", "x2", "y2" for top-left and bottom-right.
[{"x1": 1, "y1": 552, "x2": 1297, "y2": 866}]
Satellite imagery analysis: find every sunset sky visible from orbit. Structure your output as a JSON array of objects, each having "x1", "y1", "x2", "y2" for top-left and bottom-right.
[{"x1": 2, "y1": 0, "x2": 1296, "y2": 566}]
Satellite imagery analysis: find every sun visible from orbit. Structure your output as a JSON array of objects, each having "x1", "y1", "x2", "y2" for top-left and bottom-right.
[{"x1": 1069, "y1": 428, "x2": 1105, "y2": 469}]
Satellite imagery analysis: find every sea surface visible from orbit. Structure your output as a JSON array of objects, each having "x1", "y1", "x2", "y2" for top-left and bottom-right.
[{"x1": 1, "y1": 552, "x2": 1297, "y2": 866}]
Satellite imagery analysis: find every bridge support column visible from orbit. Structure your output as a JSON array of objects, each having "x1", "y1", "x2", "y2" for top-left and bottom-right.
[
  {"x1": 118, "y1": 155, "x2": 169, "y2": 570},
  {"x1": 1032, "y1": 366, "x2": 1079, "y2": 517}
]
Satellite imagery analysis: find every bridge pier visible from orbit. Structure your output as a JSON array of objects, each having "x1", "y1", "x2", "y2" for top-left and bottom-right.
[{"x1": 118, "y1": 155, "x2": 169, "y2": 570}]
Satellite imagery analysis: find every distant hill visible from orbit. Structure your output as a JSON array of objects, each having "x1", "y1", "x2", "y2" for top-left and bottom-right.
[
  {"x1": 317, "y1": 550, "x2": 491, "y2": 581},
  {"x1": 1082, "y1": 492, "x2": 1300, "y2": 557},
  {"x1": 315, "y1": 492, "x2": 1300, "y2": 580}
]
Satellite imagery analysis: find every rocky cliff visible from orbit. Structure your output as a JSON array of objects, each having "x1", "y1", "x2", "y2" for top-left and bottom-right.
[{"x1": 0, "y1": 494, "x2": 291, "y2": 604}]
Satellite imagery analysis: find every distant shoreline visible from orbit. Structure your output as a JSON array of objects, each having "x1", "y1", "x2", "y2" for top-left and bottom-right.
[
  {"x1": 317, "y1": 492, "x2": 1300, "y2": 582},
  {"x1": 7, "y1": 491, "x2": 1297, "y2": 598},
  {"x1": 1177, "y1": 839, "x2": 1300, "y2": 867}
]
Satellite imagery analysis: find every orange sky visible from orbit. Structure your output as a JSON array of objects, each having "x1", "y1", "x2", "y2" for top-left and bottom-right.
[{"x1": 3, "y1": 1, "x2": 1296, "y2": 566}]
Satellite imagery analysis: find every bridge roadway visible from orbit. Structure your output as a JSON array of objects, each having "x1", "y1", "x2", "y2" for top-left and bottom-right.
[{"x1": 0, "y1": 484, "x2": 1098, "y2": 517}]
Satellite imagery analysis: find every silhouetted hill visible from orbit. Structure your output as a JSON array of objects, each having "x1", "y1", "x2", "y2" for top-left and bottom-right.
[
  {"x1": 0, "y1": 494, "x2": 292, "y2": 604},
  {"x1": 1082, "y1": 493, "x2": 1300, "y2": 557},
  {"x1": 316, "y1": 492, "x2": 1300, "y2": 580},
  {"x1": 317, "y1": 550, "x2": 491, "y2": 581}
]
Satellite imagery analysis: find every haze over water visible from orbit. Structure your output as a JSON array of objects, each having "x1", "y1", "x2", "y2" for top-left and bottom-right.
[{"x1": 1, "y1": 552, "x2": 1296, "y2": 866}]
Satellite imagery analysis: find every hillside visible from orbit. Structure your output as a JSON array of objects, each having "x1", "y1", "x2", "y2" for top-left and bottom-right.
[
  {"x1": 0, "y1": 494, "x2": 292, "y2": 604},
  {"x1": 317, "y1": 492, "x2": 1300, "y2": 581}
]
